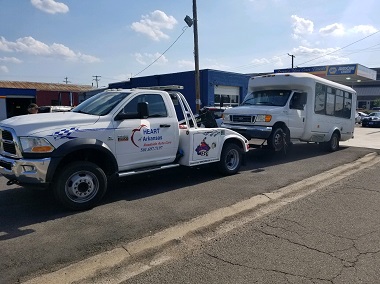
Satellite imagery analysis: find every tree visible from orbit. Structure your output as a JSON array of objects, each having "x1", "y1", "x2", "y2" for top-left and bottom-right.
[{"x1": 373, "y1": 99, "x2": 380, "y2": 107}]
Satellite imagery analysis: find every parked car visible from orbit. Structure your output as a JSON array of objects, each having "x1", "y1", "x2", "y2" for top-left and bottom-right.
[
  {"x1": 361, "y1": 112, "x2": 380, "y2": 127},
  {"x1": 38, "y1": 105, "x2": 73, "y2": 113},
  {"x1": 355, "y1": 111, "x2": 368, "y2": 124}
]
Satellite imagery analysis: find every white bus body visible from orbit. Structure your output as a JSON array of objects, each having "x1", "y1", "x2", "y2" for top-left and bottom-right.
[{"x1": 221, "y1": 73, "x2": 357, "y2": 152}]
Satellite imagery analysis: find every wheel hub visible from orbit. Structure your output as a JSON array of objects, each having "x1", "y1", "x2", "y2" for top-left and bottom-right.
[{"x1": 66, "y1": 173, "x2": 97, "y2": 201}]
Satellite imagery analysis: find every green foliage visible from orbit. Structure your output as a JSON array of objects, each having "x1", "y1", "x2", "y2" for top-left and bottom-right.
[{"x1": 374, "y1": 99, "x2": 380, "y2": 107}]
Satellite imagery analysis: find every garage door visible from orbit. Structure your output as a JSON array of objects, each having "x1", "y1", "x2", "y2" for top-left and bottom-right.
[{"x1": 214, "y1": 85, "x2": 240, "y2": 106}]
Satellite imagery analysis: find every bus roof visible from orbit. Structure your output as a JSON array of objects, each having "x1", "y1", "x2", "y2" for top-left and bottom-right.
[{"x1": 249, "y1": 72, "x2": 356, "y2": 93}]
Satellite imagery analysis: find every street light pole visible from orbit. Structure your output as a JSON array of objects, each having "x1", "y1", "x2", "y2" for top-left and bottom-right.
[{"x1": 192, "y1": 0, "x2": 201, "y2": 113}]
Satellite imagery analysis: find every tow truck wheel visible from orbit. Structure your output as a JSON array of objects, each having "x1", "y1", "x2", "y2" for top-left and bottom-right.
[
  {"x1": 53, "y1": 161, "x2": 107, "y2": 211},
  {"x1": 218, "y1": 143, "x2": 242, "y2": 175}
]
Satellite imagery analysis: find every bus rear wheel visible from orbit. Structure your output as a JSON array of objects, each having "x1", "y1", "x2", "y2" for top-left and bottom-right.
[{"x1": 324, "y1": 132, "x2": 340, "y2": 152}]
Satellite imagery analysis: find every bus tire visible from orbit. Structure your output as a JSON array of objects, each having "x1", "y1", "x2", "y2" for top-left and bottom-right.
[
  {"x1": 269, "y1": 127, "x2": 285, "y2": 152},
  {"x1": 218, "y1": 143, "x2": 242, "y2": 175},
  {"x1": 325, "y1": 132, "x2": 340, "y2": 152}
]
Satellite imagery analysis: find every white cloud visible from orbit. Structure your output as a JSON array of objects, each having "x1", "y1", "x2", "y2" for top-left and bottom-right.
[
  {"x1": 131, "y1": 10, "x2": 177, "y2": 41},
  {"x1": 78, "y1": 54, "x2": 101, "y2": 63},
  {"x1": 293, "y1": 46, "x2": 350, "y2": 65},
  {"x1": 114, "y1": 74, "x2": 132, "y2": 81},
  {"x1": 0, "y1": 57, "x2": 22, "y2": 64},
  {"x1": 319, "y1": 24, "x2": 377, "y2": 37},
  {"x1": 251, "y1": 56, "x2": 284, "y2": 68},
  {"x1": 251, "y1": 58, "x2": 270, "y2": 65},
  {"x1": 133, "y1": 52, "x2": 168, "y2": 65},
  {"x1": 319, "y1": 23, "x2": 345, "y2": 36},
  {"x1": 0, "y1": 65, "x2": 9, "y2": 73},
  {"x1": 178, "y1": 60, "x2": 194, "y2": 69},
  {"x1": 0, "y1": 36, "x2": 100, "y2": 63},
  {"x1": 349, "y1": 25, "x2": 378, "y2": 35},
  {"x1": 31, "y1": 0, "x2": 69, "y2": 14},
  {"x1": 291, "y1": 15, "x2": 314, "y2": 39}
]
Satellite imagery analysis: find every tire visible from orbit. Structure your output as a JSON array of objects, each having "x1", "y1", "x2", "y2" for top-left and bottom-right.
[
  {"x1": 53, "y1": 161, "x2": 107, "y2": 211},
  {"x1": 324, "y1": 132, "x2": 340, "y2": 152},
  {"x1": 218, "y1": 143, "x2": 242, "y2": 175},
  {"x1": 268, "y1": 127, "x2": 285, "y2": 152}
]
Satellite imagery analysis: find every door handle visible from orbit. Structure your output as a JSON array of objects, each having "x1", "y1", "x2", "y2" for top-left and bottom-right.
[{"x1": 160, "y1": 124, "x2": 171, "y2": 128}]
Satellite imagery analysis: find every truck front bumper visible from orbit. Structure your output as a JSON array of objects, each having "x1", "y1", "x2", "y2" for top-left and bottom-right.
[
  {"x1": 221, "y1": 123, "x2": 273, "y2": 147},
  {"x1": 221, "y1": 123, "x2": 272, "y2": 140},
  {"x1": 0, "y1": 155, "x2": 51, "y2": 185}
]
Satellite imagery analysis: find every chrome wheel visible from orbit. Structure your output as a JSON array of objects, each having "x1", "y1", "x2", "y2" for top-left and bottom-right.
[{"x1": 65, "y1": 171, "x2": 99, "y2": 203}]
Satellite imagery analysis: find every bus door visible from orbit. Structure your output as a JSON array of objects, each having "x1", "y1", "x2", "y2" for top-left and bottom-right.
[{"x1": 287, "y1": 91, "x2": 307, "y2": 138}]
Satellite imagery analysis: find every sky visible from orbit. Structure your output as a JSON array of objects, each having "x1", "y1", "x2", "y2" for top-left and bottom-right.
[{"x1": 1, "y1": 0, "x2": 380, "y2": 87}]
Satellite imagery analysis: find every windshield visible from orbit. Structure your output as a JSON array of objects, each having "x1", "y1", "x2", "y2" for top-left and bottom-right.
[
  {"x1": 369, "y1": 112, "x2": 380, "y2": 117},
  {"x1": 242, "y1": 90, "x2": 292, "y2": 107},
  {"x1": 72, "y1": 91, "x2": 131, "y2": 116}
]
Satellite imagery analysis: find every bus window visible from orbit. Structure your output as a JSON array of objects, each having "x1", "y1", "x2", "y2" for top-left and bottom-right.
[{"x1": 290, "y1": 92, "x2": 307, "y2": 110}]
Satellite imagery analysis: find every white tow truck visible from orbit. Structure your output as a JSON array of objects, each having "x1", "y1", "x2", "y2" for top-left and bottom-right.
[{"x1": 0, "y1": 86, "x2": 249, "y2": 210}]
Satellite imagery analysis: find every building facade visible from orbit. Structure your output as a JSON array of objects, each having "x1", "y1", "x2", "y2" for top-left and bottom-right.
[
  {"x1": 109, "y1": 69, "x2": 251, "y2": 111},
  {"x1": 0, "y1": 81, "x2": 93, "y2": 120}
]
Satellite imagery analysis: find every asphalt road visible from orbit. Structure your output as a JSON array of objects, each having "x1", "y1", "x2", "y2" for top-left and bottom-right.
[{"x1": 1, "y1": 125, "x2": 379, "y2": 283}]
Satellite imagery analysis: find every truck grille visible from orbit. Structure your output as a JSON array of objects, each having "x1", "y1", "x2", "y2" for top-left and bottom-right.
[
  {"x1": 0, "y1": 129, "x2": 17, "y2": 156},
  {"x1": 231, "y1": 115, "x2": 255, "y2": 123}
]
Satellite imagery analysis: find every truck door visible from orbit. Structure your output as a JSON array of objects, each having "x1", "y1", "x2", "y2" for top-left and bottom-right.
[
  {"x1": 114, "y1": 93, "x2": 179, "y2": 171},
  {"x1": 288, "y1": 92, "x2": 307, "y2": 139}
]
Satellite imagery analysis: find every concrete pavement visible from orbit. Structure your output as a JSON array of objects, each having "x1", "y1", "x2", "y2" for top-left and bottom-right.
[
  {"x1": 341, "y1": 125, "x2": 380, "y2": 149},
  {"x1": 22, "y1": 152, "x2": 380, "y2": 284},
  {"x1": 115, "y1": 152, "x2": 380, "y2": 284}
]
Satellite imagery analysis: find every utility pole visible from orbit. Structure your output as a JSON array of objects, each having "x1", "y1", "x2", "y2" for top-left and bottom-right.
[
  {"x1": 63, "y1": 77, "x2": 70, "y2": 84},
  {"x1": 288, "y1": 53, "x2": 295, "y2": 68},
  {"x1": 192, "y1": 0, "x2": 201, "y2": 113},
  {"x1": 92, "y1": 75, "x2": 101, "y2": 88}
]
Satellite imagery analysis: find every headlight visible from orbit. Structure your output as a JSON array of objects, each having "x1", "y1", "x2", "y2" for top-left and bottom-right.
[
  {"x1": 223, "y1": 114, "x2": 230, "y2": 122},
  {"x1": 19, "y1": 137, "x2": 55, "y2": 153},
  {"x1": 255, "y1": 114, "x2": 272, "y2": 122}
]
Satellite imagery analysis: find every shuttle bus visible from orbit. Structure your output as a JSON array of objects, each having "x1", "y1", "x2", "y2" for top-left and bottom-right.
[{"x1": 221, "y1": 72, "x2": 357, "y2": 152}]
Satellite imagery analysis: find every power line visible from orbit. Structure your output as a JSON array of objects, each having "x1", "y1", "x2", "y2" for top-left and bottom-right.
[
  {"x1": 228, "y1": 54, "x2": 289, "y2": 72},
  {"x1": 312, "y1": 42, "x2": 380, "y2": 66},
  {"x1": 132, "y1": 26, "x2": 189, "y2": 78},
  {"x1": 297, "y1": 30, "x2": 380, "y2": 66}
]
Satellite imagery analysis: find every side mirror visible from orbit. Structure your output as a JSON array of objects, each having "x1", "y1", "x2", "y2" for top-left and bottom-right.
[
  {"x1": 114, "y1": 102, "x2": 149, "y2": 121},
  {"x1": 137, "y1": 102, "x2": 149, "y2": 118}
]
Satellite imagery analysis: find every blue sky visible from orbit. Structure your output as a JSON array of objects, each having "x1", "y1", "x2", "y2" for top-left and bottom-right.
[{"x1": 1, "y1": 0, "x2": 380, "y2": 87}]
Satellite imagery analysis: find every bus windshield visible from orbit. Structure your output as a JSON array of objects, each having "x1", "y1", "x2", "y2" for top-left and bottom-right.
[{"x1": 242, "y1": 90, "x2": 292, "y2": 107}]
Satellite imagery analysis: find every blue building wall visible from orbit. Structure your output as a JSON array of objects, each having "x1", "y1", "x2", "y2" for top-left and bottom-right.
[
  {"x1": 0, "y1": 88, "x2": 36, "y2": 97},
  {"x1": 203, "y1": 70, "x2": 250, "y2": 105},
  {"x1": 109, "y1": 69, "x2": 250, "y2": 112}
]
